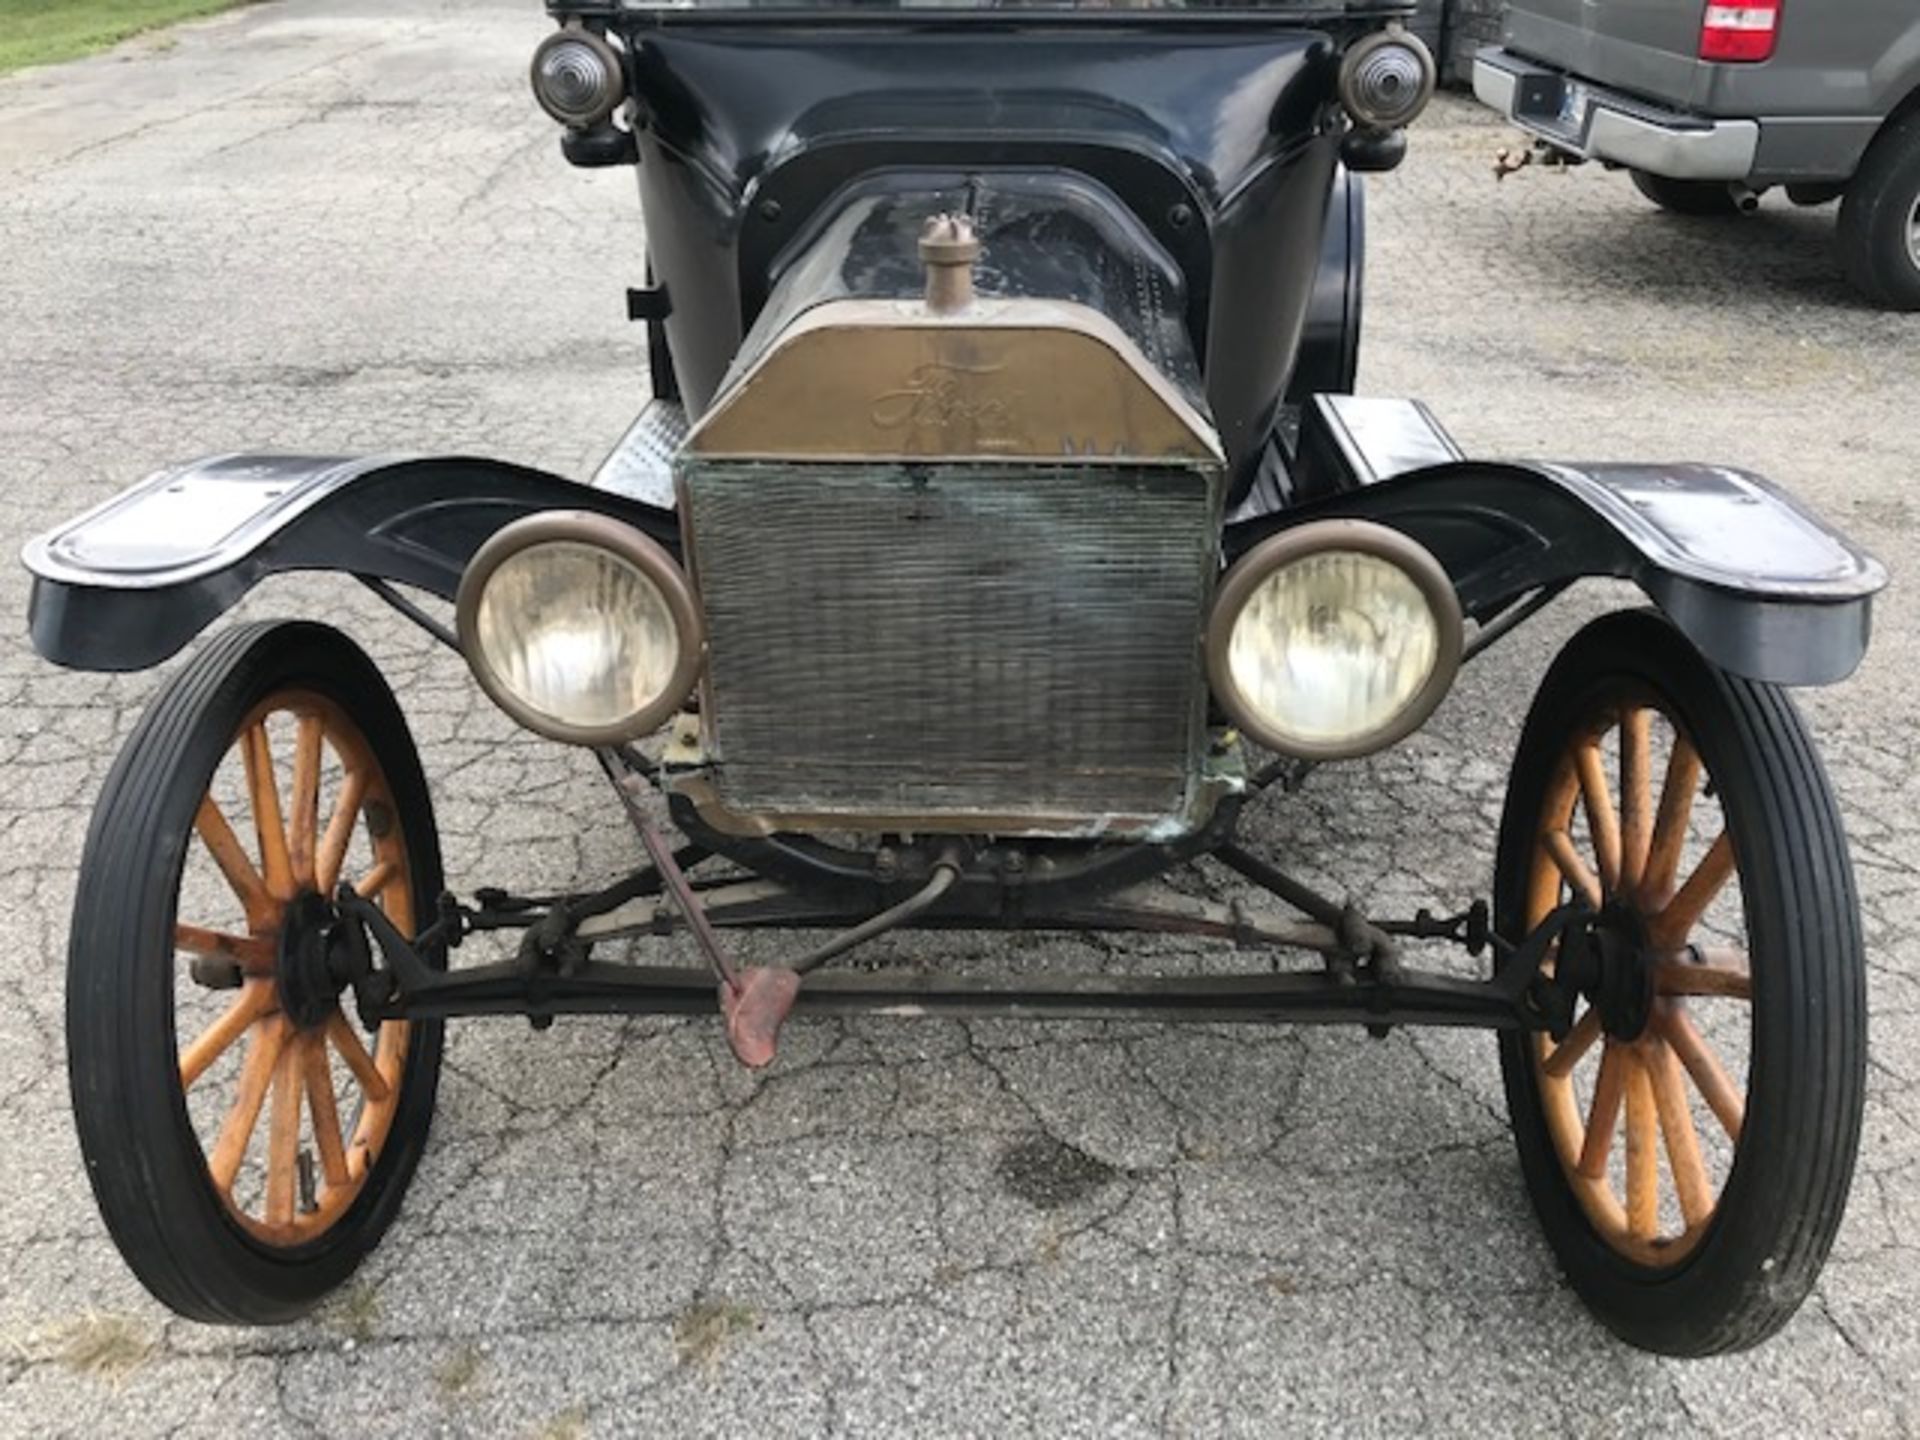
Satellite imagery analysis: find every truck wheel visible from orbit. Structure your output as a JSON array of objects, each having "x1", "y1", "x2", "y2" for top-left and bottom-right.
[
  {"x1": 1495, "y1": 611, "x2": 1865, "y2": 1356},
  {"x1": 1837, "y1": 112, "x2": 1920, "y2": 311},
  {"x1": 1629, "y1": 171, "x2": 1742, "y2": 217},
  {"x1": 68, "y1": 621, "x2": 444, "y2": 1324}
]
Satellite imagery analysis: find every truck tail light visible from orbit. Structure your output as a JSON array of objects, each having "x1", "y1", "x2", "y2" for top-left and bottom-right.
[{"x1": 1700, "y1": 1, "x2": 1781, "y2": 63}]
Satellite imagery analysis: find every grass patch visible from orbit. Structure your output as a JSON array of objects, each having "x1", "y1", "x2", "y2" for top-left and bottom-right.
[
  {"x1": 325, "y1": 1282, "x2": 381, "y2": 1345},
  {"x1": 672, "y1": 1297, "x2": 760, "y2": 1373},
  {"x1": 0, "y1": 0, "x2": 251, "y2": 76},
  {"x1": 433, "y1": 1343, "x2": 486, "y2": 1400},
  {"x1": 528, "y1": 1408, "x2": 589, "y2": 1440},
  {"x1": 50, "y1": 1313, "x2": 155, "y2": 1383}
]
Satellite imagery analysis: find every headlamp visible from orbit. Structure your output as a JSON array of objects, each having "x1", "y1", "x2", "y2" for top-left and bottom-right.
[
  {"x1": 456, "y1": 512, "x2": 703, "y2": 746},
  {"x1": 1207, "y1": 519, "x2": 1463, "y2": 761}
]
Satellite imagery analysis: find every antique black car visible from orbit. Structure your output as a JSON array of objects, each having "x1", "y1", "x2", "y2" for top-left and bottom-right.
[{"x1": 24, "y1": 0, "x2": 1886, "y2": 1358}]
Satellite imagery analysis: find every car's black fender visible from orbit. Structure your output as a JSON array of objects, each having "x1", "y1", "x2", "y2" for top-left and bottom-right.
[
  {"x1": 24, "y1": 454, "x2": 680, "y2": 672},
  {"x1": 25, "y1": 450, "x2": 1884, "y2": 687},
  {"x1": 1225, "y1": 458, "x2": 1885, "y2": 687}
]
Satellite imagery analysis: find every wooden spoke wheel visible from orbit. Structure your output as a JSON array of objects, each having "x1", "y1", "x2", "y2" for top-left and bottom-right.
[
  {"x1": 68, "y1": 622, "x2": 444, "y2": 1324},
  {"x1": 1527, "y1": 699, "x2": 1748, "y2": 1268},
  {"x1": 1495, "y1": 611, "x2": 1866, "y2": 1356},
  {"x1": 182, "y1": 689, "x2": 414, "y2": 1245}
]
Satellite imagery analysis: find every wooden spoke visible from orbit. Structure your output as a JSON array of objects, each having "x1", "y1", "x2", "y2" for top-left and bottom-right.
[
  {"x1": 1543, "y1": 1008, "x2": 1603, "y2": 1080},
  {"x1": 1642, "y1": 736, "x2": 1702, "y2": 906},
  {"x1": 355, "y1": 860, "x2": 399, "y2": 900},
  {"x1": 207, "y1": 1015, "x2": 289, "y2": 1193},
  {"x1": 1577, "y1": 1042, "x2": 1628, "y2": 1180},
  {"x1": 375, "y1": 1019, "x2": 409, "y2": 1094},
  {"x1": 302, "y1": 1033, "x2": 351, "y2": 1188},
  {"x1": 174, "y1": 924, "x2": 275, "y2": 971},
  {"x1": 242, "y1": 724, "x2": 296, "y2": 902},
  {"x1": 1573, "y1": 741, "x2": 1622, "y2": 892},
  {"x1": 1655, "y1": 1004, "x2": 1745, "y2": 1141},
  {"x1": 1531, "y1": 696, "x2": 1744, "y2": 1268},
  {"x1": 1654, "y1": 949, "x2": 1751, "y2": 1000},
  {"x1": 1646, "y1": 1037, "x2": 1714, "y2": 1227},
  {"x1": 287, "y1": 713, "x2": 325, "y2": 889},
  {"x1": 194, "y1": 795, "x2": 275, "y2": 931},
  {"x1": 1617, "y1": 708, "x2": 1653, "y2": 895},
  {"x1": 176, "y1": 693, "x2": 416, "y2": 1249},
  {"x1": 1651, "y1": 832, "x2": 1735, "y2": 947},
  {"x1": 326, "y1": 1009, "x2": 391, "y2": 1105},
  {"x1": 264, "y1": 1035, "x2": 304, "y2": 1227},
  {"x1": 178, "y1": 981, "x2": 277, "y2": 1089},
  {"x1": 1543, "y1": 829, "x2": 1604, "y2": 910},
  {"x1": 1623, "y1": 1054, "x2": 1660, "y2": 1241},
  {"x1": 315, "y1": 768, "x2": 369, "y2": 897}
]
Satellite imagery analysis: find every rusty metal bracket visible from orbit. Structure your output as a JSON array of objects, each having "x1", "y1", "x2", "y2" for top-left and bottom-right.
[{"x1": 596, "y1": 745, "x2": 805, "y2": 1067}]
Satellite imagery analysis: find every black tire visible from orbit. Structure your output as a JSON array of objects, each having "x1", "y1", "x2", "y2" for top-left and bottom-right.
[
  {"x1": 68, "y1": 621, "x2": 444, "y2": 1324},
  {"x1": 1495, "y1": 611, "x2": 1865, "y2": 1356},
  {"x1": 1837, "y1": 112, "x2": 1920, "y2": 311},
  {"x1": 1629, "y1": 170, "x2": 1743, "y2": 217}
]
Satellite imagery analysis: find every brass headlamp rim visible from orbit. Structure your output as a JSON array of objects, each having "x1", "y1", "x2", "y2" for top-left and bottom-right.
[
  {"x1": 455, "y1": 511, "x2": 705, "y2": 747},
  {"x1": 1205, "y1": 518, "x2": 1464, "y2": 762}
]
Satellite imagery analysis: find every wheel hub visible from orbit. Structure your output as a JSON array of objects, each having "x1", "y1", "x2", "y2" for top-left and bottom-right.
[
  {"x1": 276, "y1": 891, "x2": 348, "y2": 1029},
  {"x1": 1557, "y1": 900, "x2": 1656, "y2": 1042}
]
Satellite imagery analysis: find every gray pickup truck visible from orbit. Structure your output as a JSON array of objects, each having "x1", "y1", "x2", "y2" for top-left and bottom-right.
[{"x1": 1474, "y1": 1, "x2": 1920, "y2": 310}]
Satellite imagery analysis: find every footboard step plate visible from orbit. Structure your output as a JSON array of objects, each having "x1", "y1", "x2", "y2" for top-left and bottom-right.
[
  {"x1": 1293, "y1": 394, "x2": 1464, "y2": 501},
  {"x1": 592, "y1": 400, "x2": 688, "y2": 507}
]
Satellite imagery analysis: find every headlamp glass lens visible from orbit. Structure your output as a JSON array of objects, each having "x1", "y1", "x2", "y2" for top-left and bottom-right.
[
  {"x1": 473, "y1": 540, "x2": 681, "y2": 731},
  {"x1": 1226, "y1": 550, "x2": 1442, "y2": 747}
]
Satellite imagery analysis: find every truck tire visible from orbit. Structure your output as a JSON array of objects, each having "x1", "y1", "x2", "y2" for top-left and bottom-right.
[
  {"x1": 1629, "y1": 171, "x2": 1742, "y2": 218},
  {"x1": 1837, "y1": 112, "x2": 1920, "y2": 311}
]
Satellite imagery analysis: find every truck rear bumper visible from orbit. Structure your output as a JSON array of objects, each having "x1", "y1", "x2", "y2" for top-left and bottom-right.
[{"x1": 1474, "y1": 48, "x2": 1758, "y2": 181}]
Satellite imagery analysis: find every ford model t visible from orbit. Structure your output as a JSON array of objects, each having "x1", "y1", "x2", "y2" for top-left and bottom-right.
[{"x1": 24, "y1": 0, "x2": 1885, "y2": 1356}]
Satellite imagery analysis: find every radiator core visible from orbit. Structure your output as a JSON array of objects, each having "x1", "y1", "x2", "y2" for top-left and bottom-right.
[{"x1": 679, "y1": 459, "x2": 1221, "y2": 835}]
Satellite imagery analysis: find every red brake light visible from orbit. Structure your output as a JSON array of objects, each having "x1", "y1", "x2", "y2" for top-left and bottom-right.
[{"x1": 1700, "y1": 0, "x2": 1781, "y2": 63}]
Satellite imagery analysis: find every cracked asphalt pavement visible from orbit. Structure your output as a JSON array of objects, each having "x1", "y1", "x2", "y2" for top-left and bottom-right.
[{"x1": 2, "y1": 4, "x2": 1918, "y2": 1435}]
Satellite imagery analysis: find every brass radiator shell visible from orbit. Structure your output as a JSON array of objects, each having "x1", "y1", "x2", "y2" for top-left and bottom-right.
[{"x1": 674, "y1": 292, "x2": 1226, "y2": 837}]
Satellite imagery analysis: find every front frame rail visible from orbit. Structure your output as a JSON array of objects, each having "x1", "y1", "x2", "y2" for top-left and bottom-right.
[
  {"x1": 342, "y1": 864, "x2": 1574, "y2": 1035},
  {"x1": 366, "y1": 958, "x2": 1540, "y2": 1029}
]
